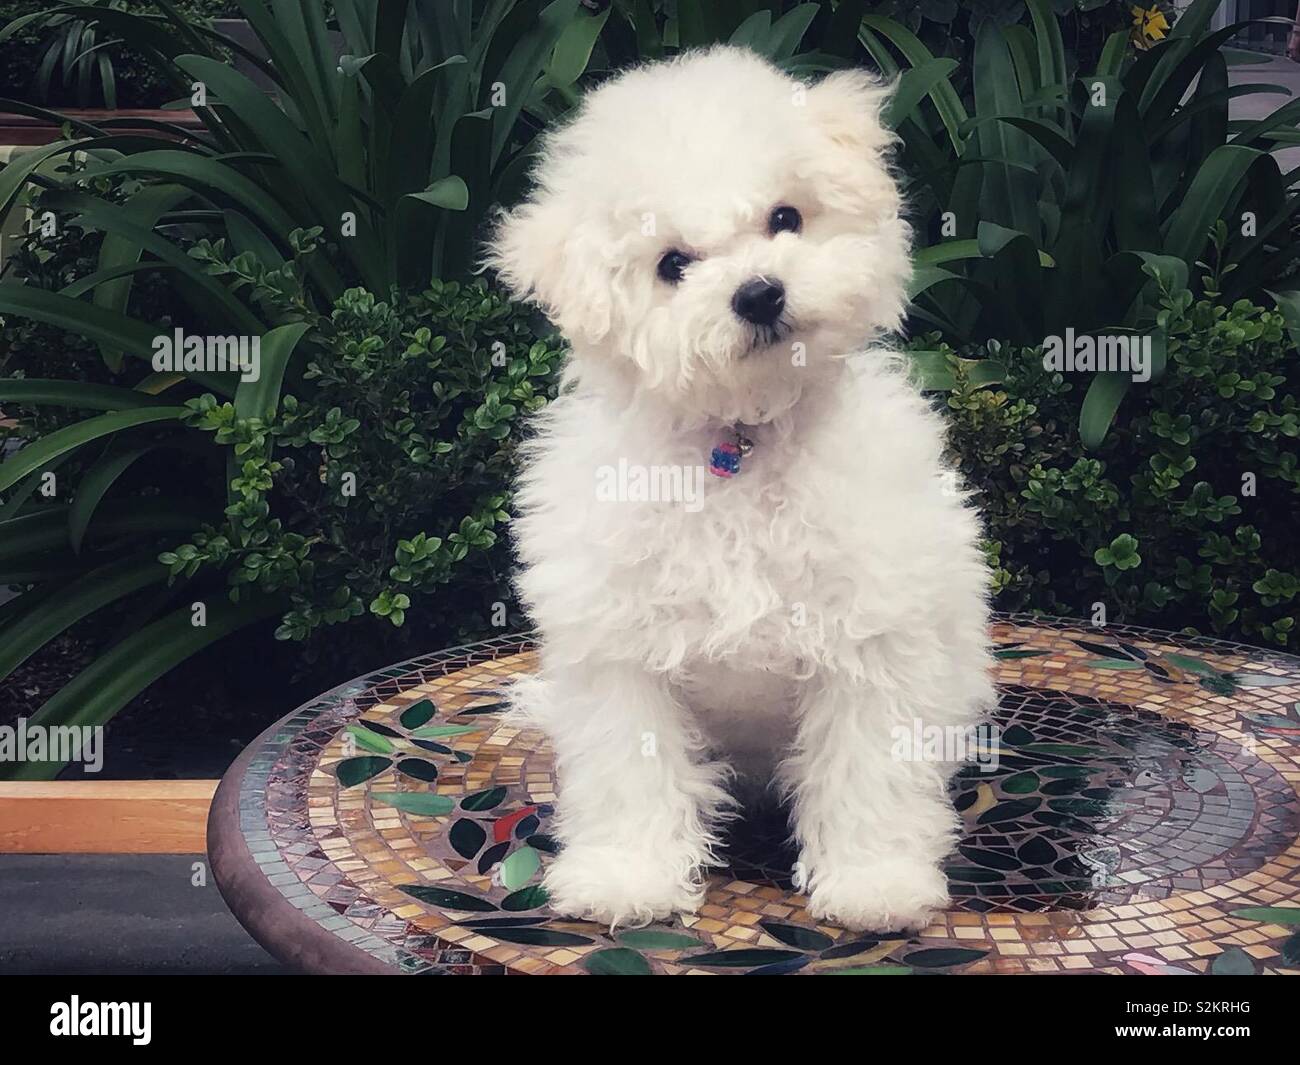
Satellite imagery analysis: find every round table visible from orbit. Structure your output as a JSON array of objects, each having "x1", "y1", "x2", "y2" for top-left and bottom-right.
[{"x1": 209, "y1": 615, "x2": 1300, "y2": 975}]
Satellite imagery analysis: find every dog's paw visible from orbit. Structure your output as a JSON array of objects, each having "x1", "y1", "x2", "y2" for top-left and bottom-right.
[
  {"x1": 804, "y1": 857, "x2": 950, "y2": 933},
  {"x1": 542, "y1": 844, "x2": 705, "y2": 929}
]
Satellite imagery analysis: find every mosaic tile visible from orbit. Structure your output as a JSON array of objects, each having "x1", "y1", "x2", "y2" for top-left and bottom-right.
[{"x1": 212, "y1": 616, "x2": 1300, "y2": 975}]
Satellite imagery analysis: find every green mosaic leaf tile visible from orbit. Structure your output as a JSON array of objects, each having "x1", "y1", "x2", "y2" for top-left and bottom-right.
[
  {"x1": 449, "y1": 818, "x2": 487, "y2": 859},
  {"x1": 1211, "y1": 947, "x2": 1256, "y2": 975},
  {"x1": 335, "y1": 756, "x2": 391, "y2": 787},
  {"x1": 1233, "y1": 674, "x2": 1296, "y2": 688},
  {"x1": 977, "y1": 798, "x2": 1041, "y2": 823},
  {"x1": 400, "y1": 699, "x2": 437, "y2": 729},
  {"x1": 584, "y1": 947, "x2": 652, "y2": 975},
  {"x1": 501, "y1": 885, "x2": 549, "y2": 911},
  {"x1": 462, "y1": 786, "x2": 508, "y2": 811},
  {"x1": 618, "y1": 929, "x2": 703, "y2": 950},
  {"x1": 410, "y1": 724, "x2": 482, "y2": 739},
  {"x1": 396, "y1": 758, "x2": 439, "y2": 782},
  {"x1": 346, "y1": 725, "x2": 394, "y2": 754},
  {"x1": 758, "y1": 922, "x2": 833, "y2": 950},
  {"x1": 371, "y1": 791, "x2": 454, "y2": 816},
  {"x1": 477, "y1": 841, "x2": 510, "y2": 875},
  {"x1": 498, "y1": 845, "x2": 541, "y2": 889},
  {"x1": 1230, "y1": 907, "x2": 1300, "y2": 926},
  {"x1": 485, "y1": 927, "x2": 593, "y2": 946},
  {"x1": 398, "y1": 884, "x2": 497, "y2": 912},
  {"x1": 684, "y1": 949, "x2": 803, "y2": 967},
  {"x1": 903, "y1": 948, "x2": 988, "y2": 968}
]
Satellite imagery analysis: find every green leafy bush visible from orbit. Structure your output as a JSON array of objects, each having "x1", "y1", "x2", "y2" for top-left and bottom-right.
[
  {"x1": 0, "y1": 0, "x2": 589, "y2": 774},
  {"x1": 0, "y1": 258, "x2": 561, "y2": 776},
  {"x1": 3, "y1": 0, "x2": 1297, "y2": 778},
  {"x1": 164, "y1": 276, "x2": 563, "y2": 661},
  {"x1": 869, "y1": 0, "x2": 1300, "y2": 445},
  {"x1": 939, "y1": 286, "x2": 1300, "y2": 648}
]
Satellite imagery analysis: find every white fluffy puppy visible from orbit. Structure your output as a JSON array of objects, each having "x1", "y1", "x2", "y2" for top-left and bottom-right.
[{"x1": 488, "y1": 46, "x2": 994, "y2": 932}]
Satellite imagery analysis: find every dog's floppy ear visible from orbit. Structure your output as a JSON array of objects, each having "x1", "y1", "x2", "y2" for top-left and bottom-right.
[
  {"x1": 804, "y1": 69, "x2": 894, "y2": 156},
  {"x1": 487, "y1": 198, "x2": 612, "y2": 345},
  {"x1": 801, "y1": 69, "x2": 900, "y2": 215}
]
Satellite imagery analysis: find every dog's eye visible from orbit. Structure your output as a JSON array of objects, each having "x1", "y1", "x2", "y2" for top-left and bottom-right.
[
  {"x1": 656, "y1": 249, "x2": 693, "y2": 284},
  {"x1": 768, "y1": 205, "x2": 801, "y2": 235}
]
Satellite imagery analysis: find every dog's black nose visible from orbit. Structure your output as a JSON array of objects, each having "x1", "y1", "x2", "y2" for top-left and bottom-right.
[{"x1": 731, "y1": 277, "x2": 785, "y2": 327}]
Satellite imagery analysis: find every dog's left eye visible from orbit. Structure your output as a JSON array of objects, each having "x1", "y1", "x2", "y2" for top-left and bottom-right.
[{"x1": 768, "y1": 205, "x2": 801, "y2": 235}]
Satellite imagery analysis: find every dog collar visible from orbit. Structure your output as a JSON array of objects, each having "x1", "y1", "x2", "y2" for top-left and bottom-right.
[{"x1": 709, "y1": 426, "x2": 755, "y2": 478}]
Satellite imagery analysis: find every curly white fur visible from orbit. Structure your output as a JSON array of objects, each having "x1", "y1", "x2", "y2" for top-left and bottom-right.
[{"x1": 487, "y1": 47, "x2": 995, "y2": 932}]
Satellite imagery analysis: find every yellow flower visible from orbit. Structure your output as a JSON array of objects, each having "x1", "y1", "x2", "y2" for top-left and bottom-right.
[{"x1": 1131, "y1": 5, "x2": 1170, "y2": 46}]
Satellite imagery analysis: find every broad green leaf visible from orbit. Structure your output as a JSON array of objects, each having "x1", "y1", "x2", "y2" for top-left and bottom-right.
[
  {"x1": 233, "y1": 322, "x2": 311, "y2": 420},
  {"x1": 762, "y1": 4, "x2": 820, "y2": 62},
  {"x1": 0, "y1": 501, "x2": 202, "y2": 562},
  {"x1": 907, "y1": 264, "x2": 963, "y2": 300},
  {"x1": 548, "y1": 2, "x2": 608, "y2": 85},
  {"x1": 0, "y1": 554, "x2": 166, "y2": 681},
  {"x1": 174, "y1": 54, "x2": 382, "y2": 290},
  {"x1": 0, "y1": 380, "x2": 169, "y2": 411},
  {"x1": 79, "y1": 149, "x2": 301, "y2": 260},
  {"x1": 92, "y1": 182, "x2": 191, "y2": 371},
  {"x1": 1026, "y1": 0, "x2": 1067, "y2": 128},
  {"x1": 68, "y1": 444, "x2": 154, "y2": 553},
  {"x1": 1112, "y1": 96, "x2": 1158, "y2": 252},
  {"x1": 906, "y1": 351, "x2": 1005, "y2": 392},
  {"x1": 729, "y1": 11, "x2": 773, "y2": 53},
  {"x1": 487, "y1": 0, "x2": 581, "y2": 166},
  {"x1": 1079, "y1": 372, "x2": 1131, "y2": 450},
  {"x1": 0, "y1": 595, "x2": 285, "y2": 779},
  {"x1": 972, "y1": 20, "x2": 1040, "y2": 242},
  {"x1": 45, "y1": 188, "x2": 262, "y2": 335},
  {"x1": 0, "y1": 407, "x2": 186, "y2": 494},
  {"x1": 0, "y1": 138, "x2": 91, "y2": 219},
  {"x1": 885, "y1": 58, "x2": 959, "y2": 131},
  {"x1": 405, "y1": 176, "x2": 470, "y2": 211},
  {"x1": 1163, "y1": 145, "x2": 1263, "y2": 263},
  {"x1": 0, "y1": 286, "x2": 228, "y2": 388},
  {"x1": 1096, "y1": 31, "x2": 1128, "y2": 78},
  {"x1": 860, "y1": 15, "x2": 968, "y2": 151}
]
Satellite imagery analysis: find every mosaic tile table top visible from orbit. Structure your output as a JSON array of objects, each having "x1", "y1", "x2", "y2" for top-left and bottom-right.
[{"x1": 209, "y1": 615, "x2": 1300, "y2": 975}]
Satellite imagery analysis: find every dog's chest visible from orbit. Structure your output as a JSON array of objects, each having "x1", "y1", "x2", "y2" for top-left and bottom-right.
[{"x1": 600, "y1": 444, "x2": 852, "y2": 668}]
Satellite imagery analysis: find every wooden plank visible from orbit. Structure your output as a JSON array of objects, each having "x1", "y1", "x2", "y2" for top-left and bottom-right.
[
  {"x1": 0, "y1": 780, "x2": 218, "y2": 853},
  {"x1": 0, "y1": 109, "x2": 205, "y2": 146}
]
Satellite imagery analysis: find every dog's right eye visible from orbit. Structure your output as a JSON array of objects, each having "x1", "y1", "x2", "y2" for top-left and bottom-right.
[{"x1": 656, "y1": 249, "x2": 693, "y2": 284}]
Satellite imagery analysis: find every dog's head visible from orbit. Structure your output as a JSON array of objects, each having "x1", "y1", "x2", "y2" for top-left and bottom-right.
[{"x1": 488, "y1": 46, "x2": 910, "y2": 422}]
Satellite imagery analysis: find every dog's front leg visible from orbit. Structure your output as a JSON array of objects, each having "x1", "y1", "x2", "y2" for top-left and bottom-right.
[
  {"x1": 784, "y1": 671, "x2": 968, "y2": 933},
  {"x1": 526, "y1": 662, "x2": 731, "y2": 928}
]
